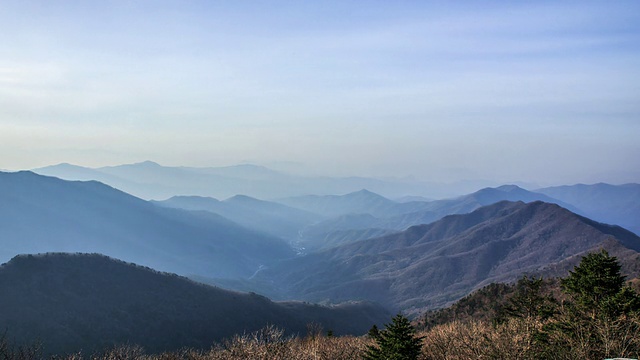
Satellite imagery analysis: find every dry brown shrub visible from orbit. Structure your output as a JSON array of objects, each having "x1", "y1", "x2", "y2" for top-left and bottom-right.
[
  {"x1": 117, "y1": 325, "x2": 372, "y2": 360},
  {"x1": 420, "y1": 318, "x2": 542, "y2": 360},
  {"x1": 541, "y1": 311, "x2": 640, "y2": 360},
  {"x1": 89, "y1": 344, "x2": 147, "y2": 360},
  {"x1": 0, "y1": 332, "x2": 42, "y2": 360},
  {"x1": 208, "y1": 325, "x2": 292, "y2": 360},
  {"x1": 288, "y1": 334, "x2": 371, "y2": 360},
  {"x1": 595, "y1": 314, "x2": 640, "y2": 359}
]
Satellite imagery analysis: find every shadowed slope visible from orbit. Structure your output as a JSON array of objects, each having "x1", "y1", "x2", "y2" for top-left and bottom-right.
[
  {"x1": 0, "y1": 171, "x2": 294, "y2": 278},
  {"x1": 154, "y1": 195, "x2": 321, "y2": 241},
  {"x1": 0, "y1": 253, "x2": 389, "y2": 355}
]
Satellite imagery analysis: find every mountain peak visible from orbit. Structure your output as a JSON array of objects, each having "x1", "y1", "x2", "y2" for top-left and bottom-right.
[
  {"x1": 347, "y1": 189, "x2": 386, "y2": 199},
  {"x1": 134, "y1": 160, "x2": 162, "y2": 167},
  {"x1": 263, "y1": 199, "x2": 640, "y2": 312},
  {"x1": 48, "y1": 162, "x2": 79, "y2": 169},
  {"x1": 495, "y1": 184, "x2": 524, "y2": 192},
  {"x1": 164, "y1": 195, "x2": 221, "y2": 203},
  {"x1": 97, "y1": 160, "x2": 164, "y2": 171},
  {"x1": 225, "y1": 194, "x2": 260, "y2": 203}
]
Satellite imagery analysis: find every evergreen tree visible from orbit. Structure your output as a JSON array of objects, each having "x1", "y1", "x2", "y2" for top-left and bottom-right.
[
  {"x1": 537, "y1": 250, "x2": 640, "y2": 358},
  {"x1": 363, "y1": 314, "x2": 423, "y2": 360},
  {"x1": 367, "y1": 324, "x2": 380, "y2": 339},
  {"x1": 560, "y1": 249, "x2": 639, "y2": 318},
  {"x1": 502, "y1": 275, "x2": 556, "y2": 320}
]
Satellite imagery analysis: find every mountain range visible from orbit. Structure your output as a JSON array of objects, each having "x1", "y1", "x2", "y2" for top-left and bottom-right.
[
  {"x1": 536, "y1": 183, "x2": 640, "y2": 235},
  {"x1": 0, "y1": 253, "x2": 388, "y2": 355},
  {"x1": 33, "y1": 161, "x2": 640, "y2": 238},
  {"x1": 2, "y1": 165, "x2": 640, "y2": 354},
  {"x1": 32, "y1": 161, "x2": 498, "y2": 200},
  {"x1": 272, "y1": 184, "x2": 639, "y2": 250},
  {"x1": 0, "y1": 171, "x2": 294, "y2": 278},
  {"x1": 153, "y1": 195, "x2": 321, "y2": 242},
  {"x1": 250, "y1": 200, "x2": 640, "y2": 313},
  {"x1": 156, "y1": 185, "x2": 586, "y2": 251}
]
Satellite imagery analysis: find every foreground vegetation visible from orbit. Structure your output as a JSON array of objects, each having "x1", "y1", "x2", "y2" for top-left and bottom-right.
[
  {"x1": 1, "y1": 327, "x2": 371, "y2": 360},
  {"x1": 3, "y1": 250, "x2": 639, "y2": 359}
]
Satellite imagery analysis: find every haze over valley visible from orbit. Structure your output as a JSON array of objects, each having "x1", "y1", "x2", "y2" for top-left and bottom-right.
[
  {"x1": 3, "y1": 167, "x2": 640, "y2": 296},
  {"x1": 1, "y1": 0, "x2": 640, "y2": 357},
  {"x1": 2, "y1": 164, "x2": 640, "y2": 355}
]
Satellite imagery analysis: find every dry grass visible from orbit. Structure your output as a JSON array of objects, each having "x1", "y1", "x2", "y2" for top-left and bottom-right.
[
  {"x1": 7, "y1": 314, "x2": 640, "y2": 359},
  {"x1": 419, "y1": 318, "x2": 541, "y2": 360},
  {"x1": 81, "y1": 326, "x2": 372, "y2": 360}
]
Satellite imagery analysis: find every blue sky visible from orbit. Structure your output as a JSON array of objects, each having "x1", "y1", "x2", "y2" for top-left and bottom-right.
[{"x1": 1, "y1": 1, "x2": 639, "y2": 185}]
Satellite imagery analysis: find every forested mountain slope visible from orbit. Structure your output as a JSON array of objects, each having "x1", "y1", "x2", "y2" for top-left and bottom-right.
[
  {"x1": 256, "y1": 201, "x2": 640, "y2": 313},
  {"x1": 0, "y1": 253, "x2": 389, "y2": 355}
]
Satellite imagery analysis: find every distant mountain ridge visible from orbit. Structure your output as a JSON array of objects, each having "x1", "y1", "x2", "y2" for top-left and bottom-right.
[
  {"x1": 153, "y1": 195, "x2": 321, "y2": 241},
  {"x1": 380, "y1": 184, "x2": 581, "y2": 228},
  {"x1": 279, "y1": 185, "x2": 581, "y2": 250},
  {"x1": 536, "y1": 183, "x2": 640, "y2": 235},
  {"x1": 276, "y1": 189, "x2": 394, "y2": 218},
  {"x1": 275, "y1": 189, "x2": 430, "y2": 218},
  {"x1": 0, "y1": 253, "x2": 389, "y2": 355},
  {"x1": 0, "y1": 171, "x2": 294, "y2": 278},
  {"x1": 157, "y1": 184, "x2": 639, "y2": 253},
  {"x1": 32, "y1": 161, "x2": 497, "y2": 200}
]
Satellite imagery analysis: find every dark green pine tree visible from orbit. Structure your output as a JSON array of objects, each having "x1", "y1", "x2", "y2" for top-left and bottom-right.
[
  {"x1": 363, "y1": 314, "x2": 423, "y2": 360},
  {"x1": 536, "y1": 249, "x2": 640, "y2": 359},
  {"x1": 502, "y1": 275, "x2": 556, "y2": 321},
  {"x1": 368, "y1": 324, "x2": 380, "y2": 339},
  {"x1": 560, "y1": 249, "x2": 640, "y2": 318}
]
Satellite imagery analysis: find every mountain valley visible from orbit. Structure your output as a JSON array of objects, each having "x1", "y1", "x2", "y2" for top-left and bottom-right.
[
  {"x1": 249, "y1": 200, "x2": 640, "y2": 313},
  {"x1": 2, "y1": 165, "x2": 639, "y2": 355}
]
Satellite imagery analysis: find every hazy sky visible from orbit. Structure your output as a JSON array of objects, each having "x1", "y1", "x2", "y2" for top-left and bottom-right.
[{"x1": 1, "y1": 1, "x2": 639, "y2": 185}]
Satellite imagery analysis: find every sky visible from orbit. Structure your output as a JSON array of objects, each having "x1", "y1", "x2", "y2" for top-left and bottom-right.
[{"x1": 1, "y1": 1, "x2": 639, "y2": 185}]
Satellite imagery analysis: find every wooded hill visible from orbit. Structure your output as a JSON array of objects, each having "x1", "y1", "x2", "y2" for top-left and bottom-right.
[{"x1": 0, "y1": 253, "x2": 389, "y2": 356}]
